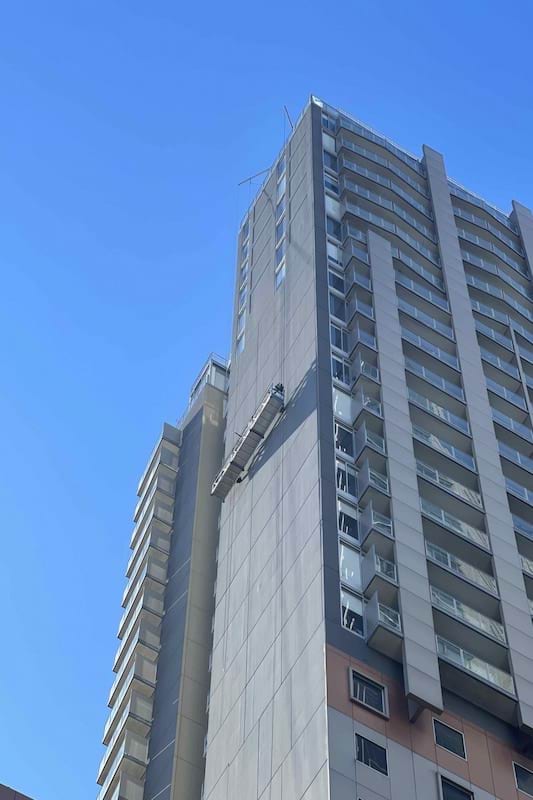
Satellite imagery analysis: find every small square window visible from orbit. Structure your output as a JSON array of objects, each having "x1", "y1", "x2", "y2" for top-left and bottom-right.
[
  {"x1": 514, "y1": 762, "x2": 533, "y2": 796},
  {"x1": 433, "y1": 719, "x2": 466, "y2": 759},
  {"x1": 441, "y1": 777, "x2": 472, "y2": 800},
  {"x1": 351, "y1": 670, "x2": 387, "y2": 715},
  {"x1": 341, "y1": 588, "x2": 364, "y2": 636},
  {"x1": 355, "y1": 734, "x2": 388, "y2": 775}
]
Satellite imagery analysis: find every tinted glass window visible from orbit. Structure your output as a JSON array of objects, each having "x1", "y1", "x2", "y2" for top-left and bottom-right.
[
  {"x1": 341, "y1": 589, "x2": 363, "y2": 636},
  {"x1": 515, "y1": 764, "x2": 533, "y2": 795},
  {"x1": 441, "y1": 778, "x2": 472, "y2": 800},
  {"x1": 335, "y1": 423, "x2": 353, "y2": 456},
  {"x1": 352, "y1": 672, "x2": 385, "y2": 713},
  {"x1": 434, "y1": 720, "x2": 465, "y2": 759},
  {"x1": 327, "y1": 215, "x2": 342, "y2": 240}
]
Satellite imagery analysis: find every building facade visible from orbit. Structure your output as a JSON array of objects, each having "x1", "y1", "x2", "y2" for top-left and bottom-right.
[
  {"x1": 98, "y1": 96, "x2": 533, "y2": 800},
  {"x1": 204, "y1": 98, "x2": 533, "y2": 800},
  {"x1": 97, "y1": 356, "x2": 228, "y2": 800}
]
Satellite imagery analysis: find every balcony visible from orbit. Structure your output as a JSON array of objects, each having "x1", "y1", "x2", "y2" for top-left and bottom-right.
[
  {"x1": 365, "y1": 592, "x2": 403, "y2": 662},
  {"x1": 100, "y1": 693, "x2": 153, "y2": 776},
  {"x1": 346, "y1": 295, "x2": 374, "y2": 326},
  {"x1": 413, "y1": 424, "x2": 475, "y2": 471},
  {"x1": 398, "y1": 297, "x2": 453, "y2": 339},
  {"x1": 492, "y1": 407, "x2": 533, "y2": 443},
  {"x1": 416, "y1": 458, "x2": 482, "y2": 509},
  {"x1": 108, "y1": 652, "x2": 157, "y2": 710},
  {"x1": 125, "y1": 542, "x2": 168, "y2": 607},
  {"x1": 107, "y1": 774, "x2": 144, "y2": 800},
  {"x1": 103, "y1": 666, "x2": 154, "y2": 744},
  {"x1": 118, "y1": 587, "x2": 165, "y2": 642},
  {"x1": 357, "y1": 461, "x2": 389, "y2": 501},
  {"x1": 354, "y1": 422, "x2": 386, "y2": 460},
  {"x1": 360, "y1": 503, "x2": 394, "y2": 552},
  {"x1": 351, "y1": 356, "x2": 380, "y2": 388},
  {"x1": 137, "y1": 422, "x2": 181, "y2": 498},
  {"x1": 402, "y1": 326, "x2": 458, "y2": 369},
  {"x1": 430, "y1": 585, "x2": 506, "y2": 644},
  {"x1": 130, "y1": 498, "x2": 173, "y2": 555},
  {"x1": 506, "y1": 477, "x2": 533, "y2": 507},
  {"x1": 97, "y1": 731, "x2": 148, "y2": 800},
  {"x1": 420, "y1": 497, "x2": 489, "y2": 550},
  {"x1": 353, "y1": 390, "x2": 382, "y2": 422},
  {"x1": 113, "y1": 616, "x2": 161, "y2": 674},
  {"x1": 486, "y1": 377, "x2": 527, "y2": 410},
  {"x1": 405, "y1": 357, "x2": 464, "y2": 401},
  {"x1": 408, "y1": 387, "x2": 469, "y2": 434},
  {"x1": 514, "y1": 514, "x2": 533, "y2": 542},
  {"x1": 498, "y1": 441, "x2": 533, "y2": 474},
  {"x1": 362, "y1": 547, "x2": 397, "y2": 605},
  {"x1": 436, "y1": 635, "x2": 515, "y2": 723},
  {"x1": 521, "y1": 553, "x2": 533, "y2": 579},
  {"x1": 425, "y1": 540, "x2": 497, "y2": 596},
  {"x1": 480, "y1": 346, "x2": 520, "y2": 379}
]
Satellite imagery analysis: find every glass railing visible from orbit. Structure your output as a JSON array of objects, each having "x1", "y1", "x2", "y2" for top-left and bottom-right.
[
  {"x1": 338, "y1": 136, "x2": 427, "y2": 195},
  {"x1": 352, "y1": 327, "x2": 377, "y2": 349},
  {"x1": 355, "y1": 392, "x2": 382, "y2": 417},
  {"x1": 462, "y1": 248, "x2": 531, "y2": 302},
  {"x1": 492, "y1": 407, "x2": 533, "y2": 442},
  {"x1": 405, "y1": 357, "x2": 464, "y2": 400},
  {"x1": 457, "y1": 226, "x2": 526, "y2": 274},
  {"x1": 378, "y1": 603, "x2": 402, "y2": 632},
  {"x1": 467, "y1": 273, "x2": 532, "y2": 324},
  {"x1": 513, "y1": 514, "x2": 533, "y2": 540},
  {"x1": 344, "y1": 202, "x2": 438, "y2": 264},
  {"x1": 413, "y1": 425, "x2": 475, "y2": 470},
  {"x1": 471, "y1": 298, "x2": 509, "y2": 326},
  {"x1": 396, "y1": 271, "x2": 448, "y2": 309},
  {"x1": 530, "y1": 598, "x2": 533, "y2": 617},
  {"x1": 353, "y1": 359, "x2": 380, "y2": 383},
  {"x1": 375, "y1": 553, "x2": 397, "y2": 582},
  {"x1": 349, "y1": 297, "x2": 374, "y2": 320},
  {"x1": 343, "y1": 181, "x2": 436, "y2": 240},
  {"x1": 436, "y1": 635, "x2": 514, "y2": 694},
  {"x1": 408, "y1": 387, "x2": 469, "y2": 434},
  {"x1": 519, "y1": 344, "x2": 533, "y2": 365},
  {"x1": 402, "y1": 326, "x2": 458, "y2": 368},
  {"x1": 420, "y1": 497, "x2": 489, "y2": 549},
  {"x1": 361, "y1": 505, "x2": 393, "y2": 539},
  {"x1": 486, "y1": 377, "x2": 526, "y2": 409},
  {"x1": 398, "y1": 297, "x2": 453, "y2": 339},
  {"x1": 97, "y1": 733, "x2": 148, "y2": 800},
  {"x1": 430, "y1": 586, "x2": 506, "y2": 643},
  {"x1": 498, "y1": 442, "x2": 533, "y2": 473},
  {"x1": 480, "y1": 347, "x2": 520, "y2": 379},
  {"x1": 392, "y1": 247, "x2": 444, "y2": 290},
  {"x1": 455, "y1": 206, "x2": 523, "y2": 253},
  {"x1": 450, "y1": 183, "x2": 517, "y2": 232},
  {"x1": 119, "y1": 588, "x2": 164, "y2": 639},
  {"x1": 340, "y1": 163, "x2": 431, "y2": 217},
  {"x1": 475, "y1": 319, "x2": 513, "y2": 350},
  {"x1": 416, "y1": 459, "x2": 482, "y2": 508},
  {"x1": 356, "y1": 424, "x2": 386, "y2": 456},
  {"x1": 506, "y1": 477, "x2": 533, "y2": 505},
  {"x1": 425, "y1": 541, "x2": 497, "y2": 594}
]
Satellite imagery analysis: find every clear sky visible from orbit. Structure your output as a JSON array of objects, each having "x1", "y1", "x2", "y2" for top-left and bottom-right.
[{"x1": 0, "y1": 2, "x2": 532, "y2": 798}]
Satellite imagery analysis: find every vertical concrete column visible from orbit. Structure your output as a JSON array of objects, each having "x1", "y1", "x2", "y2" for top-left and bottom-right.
[
  {"x1": 424, "y1": 146, "x2": 533, "y2": 733},
  {"x1": 368, "y1": 229, "x2": 443, "y2": 719}
]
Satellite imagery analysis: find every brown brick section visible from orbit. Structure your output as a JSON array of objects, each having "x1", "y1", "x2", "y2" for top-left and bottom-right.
[
  {"x1": 0, "y1": 784, "x2": 34, "y2": 800},
  {"x1": 326, "y1": 644, "x2": 533, "y2": 800}
]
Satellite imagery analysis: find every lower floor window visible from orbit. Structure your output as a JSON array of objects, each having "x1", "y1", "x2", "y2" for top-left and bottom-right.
[
  {"x1": 441, "y1": 777, "x2": 473, "y2": 800},
  {"x1": 355, "y1": 733, "x2": 388, "y2": 775},
  {"x1": 341, "y1": 587, "x2": 364, "y2": 636},
  {"x1": 514, "y1": 763, "x2": 533, "y2": 796}
]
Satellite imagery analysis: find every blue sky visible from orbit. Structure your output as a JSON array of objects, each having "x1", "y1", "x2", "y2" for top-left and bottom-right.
[{"x1": 0, "y1": 2, "x2": 532, "y2": 798}]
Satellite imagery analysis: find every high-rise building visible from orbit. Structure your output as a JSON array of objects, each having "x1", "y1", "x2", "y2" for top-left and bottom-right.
[
  {"x1": 99, "y1": 96, "x2": 533, "y2": 800},
  {"x1": 0, "y1": 784, "x2": 35, "y2": 800},
  {"x1": 97, "y1": 355, "x2": 228, "y2": 800}
]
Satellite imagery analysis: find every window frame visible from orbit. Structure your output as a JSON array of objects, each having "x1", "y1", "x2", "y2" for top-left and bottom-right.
[
  {"x1": 433, "y1": 719, "x2": 467, "y2": 760},
  {"x1": 514, "y1": 761, "x2": 533, "y2": 797},
  {"x1": 355, "y1": 733, "x2": 388, "y2": 776},
  {"x1": 340, "y1": 586, "x2": 364, "y2": 637},
  {"x1": 349, "y1": 668, "x2": 388, "y2": 717},
  {"x1": 440, "y1": 776, "x2": 473, "y2": 800}
]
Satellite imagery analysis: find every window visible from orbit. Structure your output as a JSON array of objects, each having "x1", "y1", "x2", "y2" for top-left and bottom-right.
[
  {"x1": 324, "y1": 151, "x2": 338, "y2": 171},
  {"x1": 276, "y1": 196, "x2": 286, "y2": 221},
  {"x1": 339, "y1": 543, "x2": 361, "y2": 591},
  {"x1": 338, "y1": 499, "x2": 358, "y2": 540},
  {"x1": 325, "y1": 174, "x2": 339, "y2": 195},
  {"x1": 441, "y1": 778, "x2": 472, "y2": 800},
  {"x1": 329, "y1": 292, "x2": 345, "y2": 321},
  {"x1": 332, "y1": 355, "x2": 350, "y2": 385},
  {"x1": 322, "y1": 114, "x2": 336, "y2": 132},
  {"x1": 241, "y1": 219, "x2": 249, "y2": 241},
  {"x1": 328, "y1": 270, "x2": 344, "y2": 293},
  {"x1": 276, "y1": 239, "x2": 286, "y2": 266},
  {"x1": 327, "y1": 240, "x2": 343, "y2": 266},
  {"x1": 335, "y1": 422, "x2": 354, "y2": 457},
  {"x1": 341, "y1": 588, "x2": 364, "y2": 636},
  {"x1": 275, "y1": 262, "x2": 286, "y2": 289},
  {"x1": 433, "y1": 720, "x2": 466, "y2": 759},
  {"x1": 276, "y1": 174, "x2": 286, "y2": 202},
  {"x1": 236, "y1": 332, "x2": 245, "y2": 355},
  {"x1": 276, "y1": 217, "x2": 286, "y2": 244},
  {"x1": 331, "y1": 323, "x2": 349, "y2": 353},
  {"x1": 240, "y1": 261, "x2": 248, "y2": 283},
  {"x1": 327, "y1": 215, "x2": 342, "y2": 240},
  {"x1": 238, "y1": 285, "x2": 247, "y2": 310},
  {"x1": 277, "y1": 155, "x2": 286, "y2": 179},
  {"x1": 351, "y1": 671, "x2": 386, "y2": 715},
  {"x1": 355, "y1": 734, "x2": 388, "y2": 775},
  {"x1": 237, "y1": 310, "x2": 246, "y2": 336},
  {"x1": 337, "y1": 460, "x2": 357, "y2": 496},
  {"x1": 514, "y1": 763, "x2": 533, "y2": 796}
]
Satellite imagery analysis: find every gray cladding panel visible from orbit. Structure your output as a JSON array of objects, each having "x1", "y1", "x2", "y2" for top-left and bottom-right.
[
  {"x1": 368, "y1": 230, "x2": 443, "y2": 714},
  {"x1": 424, "y1": 145, "x2": 533, "y2": 733}
]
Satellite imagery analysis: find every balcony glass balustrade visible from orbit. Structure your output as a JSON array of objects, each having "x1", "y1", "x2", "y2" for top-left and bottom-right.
[
  {"x1": 354, "y1": 392, "x2": 382, "y2": 419},
  {"x1": 355, "y1": 424, "x2": 386, "y2": 457},
  {"x1": 420, "y1": 497, "x2": 489, "y2": 549},
  {"x1": 506, "y1": 477, "x2": 533, "y2": 506},
  {"x1": 374, "y1": 554, "x2": 397, "y2": 582},
  {"x1": 425, "y1": 541, "x2": 497, "y2": 594},
  {"x1": 492, "y1": 408, "x2": 533, "y2": 443},
  {"x1": 405, "y1": 357, "x2": 463, "y2": 401},
  {"x1": 513, "y1": 514, "x2": 533, "y2": 541},
  {"x1": 340, "y1": 161, "x2": 430, "y2": 216},
  {"x1": 413, "y1": 424, "x2": 475, "y2": 470},
  {"x1": 480, "y1": 347, "x2": 520, "y2": 379},
  {"x1": 436, "y1": 635, "x2": 514, "y2": 694},
  {"x1": 396, "y1": 271, "x2": 448, "y2": 309},
  {"x1": 402, "y1": 327, "x2": 458, "y2": 368},
  {"x1": 498, "y1": 441, "x2": 533, "y2": 473},
  {"x1": 457, "y1": 226, "x2": 525, "y2": 274},
  {"x1": 398, "y1": 297, "x2": 453, "y2": 339},
  {"x1": 462, "y1": 249, "x2": 531, "y2": 302},
  {"x1": 360, "y1": 504, "x2": 394, "y2": 542},
  {"x1": 430, "y1": 585, "x2": 506, "y2": 643},
  {"x1": 352, "y1": 359, "x2": 380, "y2": 384},
  {"x1": 378, "y1": 603, "x2": 402, "y2": 632},
  {"x1": 97, "y1": 732, "x2": 148, "y2": 800},
  {"x1": 416, "y1": 459, "x2": 482, "y2": 508},
  {"x1": 392, "y1": 248, "x2": 444, "y2": 290},
  {"x1": 486, "y1": 377, "x2": 526, "y2": 409},
  {"x1": 520, "y1": 554, "x2": 533, "y2": 578},
  {"x1": 408, "y1": 387, "x2": 469, "y2": 434}
]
